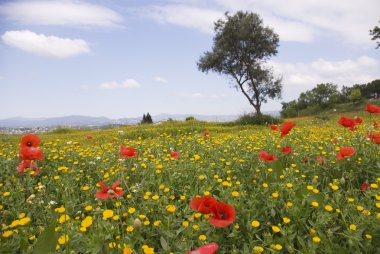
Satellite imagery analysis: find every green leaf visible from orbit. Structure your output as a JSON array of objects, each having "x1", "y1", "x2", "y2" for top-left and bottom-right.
[
  {"x1": 274, "y1": 161, "x2": 283, "y2": 181},
  {"x1": 295, "y1": 187, "x2": 308, "y2": 201},
  {"x1": 176, "y1": 227, "x2": 186, "y2": 236},
  {"x1": 270, "y1": 208, "x2": 276, "y2": 217},
  {"x1": 32, "y1": 220, "x2": 58, "y2": 254},
  {"x1": 160, "y1": 236, "x2": 169, "y2": 251},
  {"x1": 19, "y1": 235, "x2": 29, "y2": 250},
  {"x1": 296, "y1": 236, "x2": 306, "y2": 250},
  {"x1": 162, "y1": 231, "x2": 176, "y2": 239}
]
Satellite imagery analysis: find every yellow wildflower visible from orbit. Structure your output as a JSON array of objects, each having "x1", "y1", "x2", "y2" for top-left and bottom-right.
[
  {"x1": 58, "y1": 234, "x2": 69, "y2": 245},
  {"x1": 313, "y1": 236, "x2": 321, "y2": 243},
  {"x1": 251, "y1": 220, "x2": 260, "y2": 228},
  {"x1": 81, "y1": 216, "x2": 93, "y2": 228},
  {"x1": 102, "y1": 210, "x2": 114, "y2": 220},
  {"x1": 166, "y1": 205, "x2": 176, "y2": 213},
  {"x1": 272, "y1": 225, "x2": 281, "y2": 233}
]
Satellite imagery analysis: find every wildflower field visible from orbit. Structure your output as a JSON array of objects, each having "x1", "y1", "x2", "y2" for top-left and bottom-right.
[{"x1": 1, "y1": 107, "x2": 380, "y2": 253}]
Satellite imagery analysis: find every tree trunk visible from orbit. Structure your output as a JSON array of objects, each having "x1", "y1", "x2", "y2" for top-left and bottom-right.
[
  {"x1": 237, "y1": 82, "x2": 260, "y2": 114},
  {"x1": 231, "y1": 72, "x2": 262, "y2": 116},
  {"x1": 254, "y1": 105, "x2": 262, "y2": 116}
]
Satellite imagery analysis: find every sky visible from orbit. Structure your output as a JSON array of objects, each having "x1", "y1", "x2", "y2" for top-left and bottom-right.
[{"x1": 0, "y1": 0, "x2": 379, "y2": 119}]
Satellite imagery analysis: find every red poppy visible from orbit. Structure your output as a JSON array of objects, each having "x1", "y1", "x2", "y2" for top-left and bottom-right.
[
  {"x1": 86, "y1": 135, "x2": 93, "y2": 140},
  {"x1": 190, "y1": 196, "x2": 218, "y2": 214},
  {"x1": 280, "y1": 121, "x2": 296, "y2": 137},
  {"x1": 20, "y1": 134, "x2": 41, "y2": 148},
  {"x1": 303, "y1": 156, "x2": 309, "y2": 163},
  {"x1": 270, "y1": 125, "x2": 278, "y2": 130},
  {"x1": 336, "y1": 147, "x2": 356, "y2": 160},
  {"x1": 188, "y1": 242, "x2": 219, "y2": 254},
  {"x1": 209, "y1": 202, "x2": 236, "y2": 228},
  {"x1": 119, "y1": 146, "x2": 138, "y2": 158},
  {"x1": 355, "y1": 117, "x2": 363, "y2": 124},
  {"x1": 17, "y1": 160, "x2": 40, "y2": 175},
  {"x1": 338, "y1": 116, "x2": 357, "y2": 131},
  {"x1": 281, "y1": 146, "x2": 292, "y2": 155},
  {"x1": 170, "y1": 151, "x2": 180, "y2": 159},
  {"x1": 360, "y1": 182, "x2": 370, "y2": 191},
  {"x1": 203, "y1": 130, "x2": 210, "y2": 137},
  {"x1": 316, "y1": 156, "x2": 325, "y2": 165},
  {"x1": 368, "y1": 132, "x2": 380, "y2": 144},
  {"x1": 19, "y1": 146, "x2": 44, "y2": 161},
  {"x1": 258, "y1": 150, "x2": 277, "y2": 162},
  {"x1": 95, "y1": 181, "x2": 124, "y2": 199},
  {"x1": 365, "y1": 103, "x2": 380, "y2": 114}
]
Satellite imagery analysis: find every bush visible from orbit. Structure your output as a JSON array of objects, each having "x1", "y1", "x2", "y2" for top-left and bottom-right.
[
  {"x1": 185, "y1": 116, "x2": 196, "y2": 121},
  {"x1": 236, "y1": 113, "x2": 282, "y2": 125},
  {"x1": 51, "y1": 127, "x2": 73, "y2": 134}
]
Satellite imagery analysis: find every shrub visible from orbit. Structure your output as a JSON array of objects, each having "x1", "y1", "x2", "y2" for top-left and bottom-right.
[
  {"x1": 236, "y1": 113, "x2": 282, "y2": 125},
  {"x1": 51, "y1": 127, "x2": 73, "y2": 134}
]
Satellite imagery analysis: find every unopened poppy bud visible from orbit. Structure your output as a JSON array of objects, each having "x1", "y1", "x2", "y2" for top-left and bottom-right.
[
  {"x1": 107, "y1": 189, "x2": 115, "y2": 195},
  {"x1": 133, "y1": 218, "x2": 142, "y2": 228}
]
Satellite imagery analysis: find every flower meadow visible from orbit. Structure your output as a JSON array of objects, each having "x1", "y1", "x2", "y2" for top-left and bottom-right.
[{"x1": 1, "y1": 106, "x2": 380, "y2": 253}]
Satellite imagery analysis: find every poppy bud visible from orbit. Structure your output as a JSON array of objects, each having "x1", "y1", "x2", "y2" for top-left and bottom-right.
[{"x1": 133, "y1": 218, "x2": 142, "y2": 228}]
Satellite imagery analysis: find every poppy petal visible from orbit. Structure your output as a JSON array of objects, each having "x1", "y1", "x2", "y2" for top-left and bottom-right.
[
  {"x1": 95, "y1": 191, "x2": 109, "y2": 199},
  {"x1": 209, "y1": 202, "x2": 235, "y2": 228},
  {"x1": 98, "y1": 181, "x2": 108, "y2": 192},
  {"x1": 190, "y1": 196, "x2": 217, "y2": 214},
  {"x1": 188, "y1": 242, "x2": 219, "y2": 254},
  {"x1": 112, "y1": 180, "x2": 121, "y2": 189}
]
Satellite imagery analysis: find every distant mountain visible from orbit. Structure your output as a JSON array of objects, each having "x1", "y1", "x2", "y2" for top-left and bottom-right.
[
  {"x1": 0, "y1": 115, "x2": 112, "y2": 128},
  {"x1": 151, "y1": 114, "x2": 240, "y2": 122},
  {"x1": 0, "y1": 111, "x2": 280, "y2": 128}
]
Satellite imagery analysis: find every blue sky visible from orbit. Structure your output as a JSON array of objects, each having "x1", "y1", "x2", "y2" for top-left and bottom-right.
[{"x1": 0, "y1": 0, "x2": 379, "y2": 119}]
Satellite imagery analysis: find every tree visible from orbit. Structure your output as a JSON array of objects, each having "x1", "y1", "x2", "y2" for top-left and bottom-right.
[
  {"x1": 309, "y1": 83, "x2": 340, "y2": 108},
  {"x1": 349, "y1": 88, "x2": 361, "y2": 104},
  {"x1": 361, "y1": 80, "x2": 380, "y2": 99},
  {"x1": 197, "y1": 11, "x2": 282, "y2": 116},
  {"x1": 370, "y1": 21, "x2": 380, "y2": 49},
  {"x1": 281, "y1": 100, "x2": 298, "y2": 118},
  {"x1": 141, "y1": 113, "x2": 153, "y2": 124},
  {"x1": 340, "y1": 86, "x2": 352, "y2": 103}
]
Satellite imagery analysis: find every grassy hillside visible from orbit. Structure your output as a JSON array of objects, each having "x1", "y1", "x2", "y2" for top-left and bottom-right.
[{"x1": 282, "y1": 99, "x2": 380, "y2": 119}]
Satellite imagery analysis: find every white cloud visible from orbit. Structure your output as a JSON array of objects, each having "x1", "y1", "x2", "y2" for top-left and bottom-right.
[
  {"x1": 143, "y1": 4, "x2": 222, "y2": 34},
  {"x1": 99, "y1": 79, "x2": 141, "y2": 89},
  {"x1": 270, "y1": 56, "x2": 379, "y2": 100},
  {"x1": 176, "y1": 92, "x2": 226, "y2": 99},
  {"x1": 0, "y1": 0, "x2": 123, "y2": 27},
  {"x1": 1, "y1": 30, "x2": 90, "y2": 58},
  {"x1": 153, "y1": 76, "x2": 168, "y2": 83},
  {"x1": 212, "y1": 0, "x2": 380, "y2": 45},
  {"x1": 142, "y1": 0, "x2": 379, "y2": 45}
]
